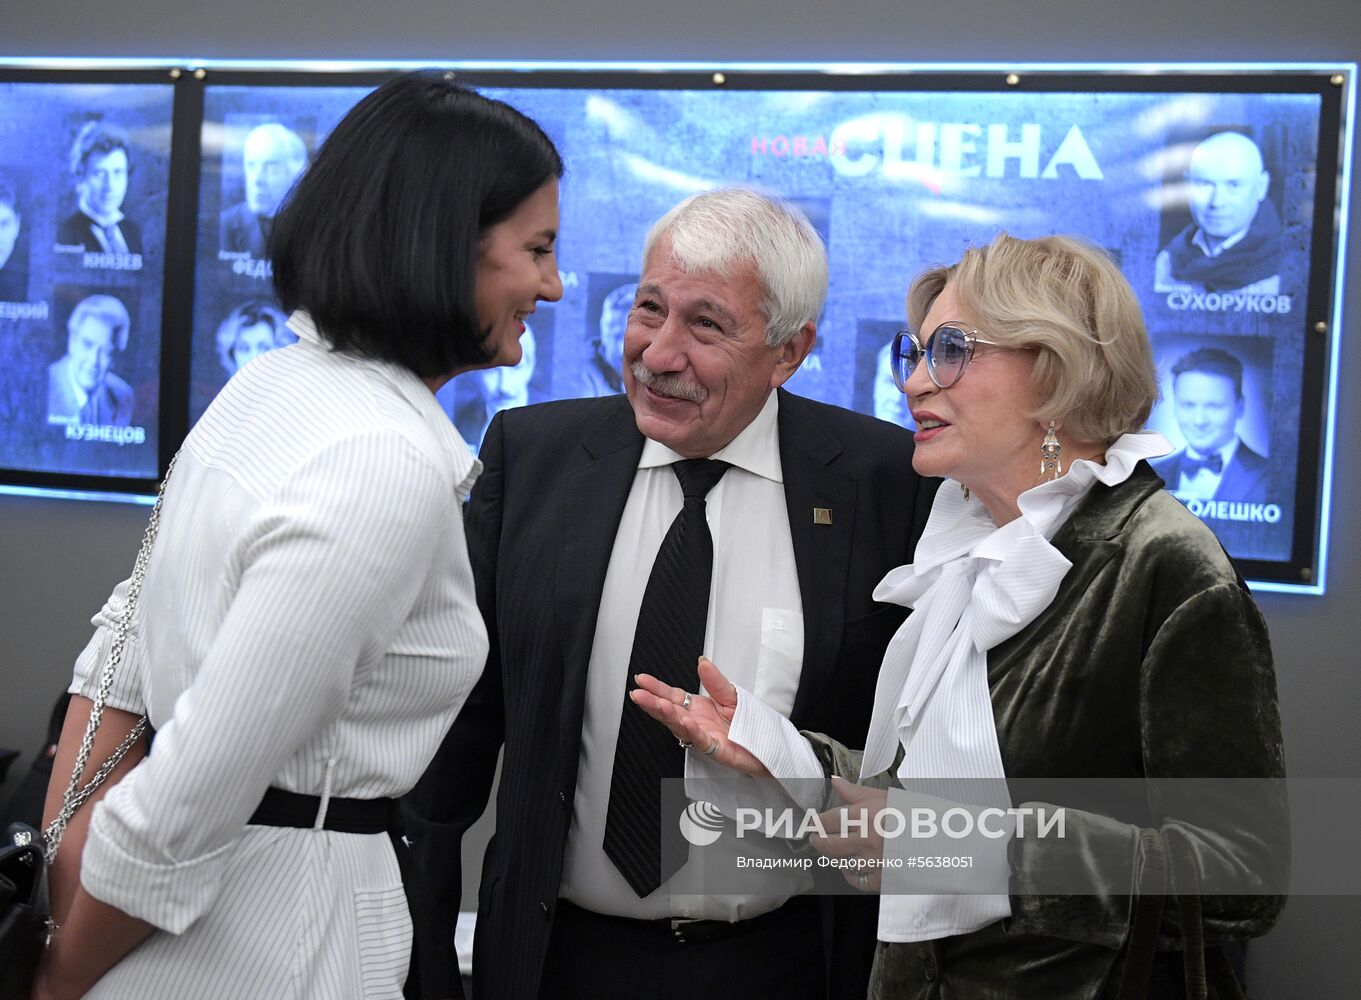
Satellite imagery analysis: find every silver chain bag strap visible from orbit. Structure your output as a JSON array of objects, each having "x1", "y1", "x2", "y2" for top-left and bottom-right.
[{"x1": 42, "y1": 452, "x2": 179, "y2": 864}]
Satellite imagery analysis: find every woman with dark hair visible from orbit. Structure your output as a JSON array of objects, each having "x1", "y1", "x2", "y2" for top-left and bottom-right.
[{"x1": 36, "y1": 72, "x2": 562, "y2": 1000}]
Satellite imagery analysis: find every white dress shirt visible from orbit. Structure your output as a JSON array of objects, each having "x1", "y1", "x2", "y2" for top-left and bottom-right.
[
  {"x1": 723, "y1": 432, "x2": 1172, "y2": 943},
  {"x1": 558, "y1": 390, "x2": 809, "y2": 920},
  {"x1": 68, "y1": 312, "x2": 488, "y2": 997}
]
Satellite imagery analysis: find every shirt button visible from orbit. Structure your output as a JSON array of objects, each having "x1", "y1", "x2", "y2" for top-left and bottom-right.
[{"x1": 915, "y1": 914, "x2": 928, "y2": 928}]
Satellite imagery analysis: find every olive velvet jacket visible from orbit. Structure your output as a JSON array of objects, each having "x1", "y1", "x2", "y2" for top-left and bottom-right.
[{"x1": 804, "y1": 462, "x2": 1286, "y2": 1000}]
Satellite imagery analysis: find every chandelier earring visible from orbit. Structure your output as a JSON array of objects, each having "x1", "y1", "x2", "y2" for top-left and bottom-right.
[{"x1": 1040, "y1": 420, "x2": 1063, "y2": 482}]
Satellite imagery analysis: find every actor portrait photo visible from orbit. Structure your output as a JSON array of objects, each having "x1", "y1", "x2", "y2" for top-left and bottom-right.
[
  {"x1": 578, "y1": 278, "x2": 635, "y2": 397},
  {"x1": 220, "y1": 122, "x2": 309, "y2": 258},
  {"x1": 445, "y1": 318, "x2": 539, "y2": 452},
  {"x1": 0, "y1": 173, "x2": 27, "y2": 301},
  {"x1": 853, "y1": 319, "x2": 914, "y2": 429},
  {"x1": 47, "y1": 293, "x2": 136, "y2": 427},
  {"x1": 1154, "y1": 130, "x2": 1281, "y2": 295},
  {"x1": 55, "y1": 122, "x2": 142, "y2": 255},
  {"x1": 1152, "y1": 345, "x2": 1269, "y2": 502},
  {"x1": 215, "y1": 299, "x2": 295, "y2": 376}
]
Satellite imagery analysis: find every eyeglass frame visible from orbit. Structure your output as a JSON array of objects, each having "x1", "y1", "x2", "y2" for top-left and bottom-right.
[{"x1": 889, "y1": 323, "x2": 1014, "y2": 391}]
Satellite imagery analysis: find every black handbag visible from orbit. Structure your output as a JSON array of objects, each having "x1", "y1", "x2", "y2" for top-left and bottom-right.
[{"x1": 0, "y1": 821, "x2": 49, "y2": 997}]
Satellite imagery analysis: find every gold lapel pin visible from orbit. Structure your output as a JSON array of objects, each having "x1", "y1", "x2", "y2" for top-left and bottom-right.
[{"x1": 813, "y1": 508, "x2": 833, "y2": 525}]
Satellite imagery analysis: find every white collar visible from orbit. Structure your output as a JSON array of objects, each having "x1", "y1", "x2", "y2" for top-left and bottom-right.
[
  {"x1": 1192, "y1": 224, "x2": 1250, "y2": 258},
  {"x1": 1004, "y1": 430, "x2": 1175, "y2": 543},
  {"x1": 638, "y1": 389, "x2": 783, "y2": 484},
  {"x1": 78, "y1": 198, "x2": 125, "y2": 229},
  {"x1": 285, "y1": 309, "x2": 482, "y2": 499},
  {"x1": 891, "y1": 431, "x2": 1173, "y2": 590}
]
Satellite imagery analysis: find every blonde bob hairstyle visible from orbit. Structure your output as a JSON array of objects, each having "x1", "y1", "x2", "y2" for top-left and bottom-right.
[{"x1": 906, "y1": 233, "x2": 1158, "y2": 445}]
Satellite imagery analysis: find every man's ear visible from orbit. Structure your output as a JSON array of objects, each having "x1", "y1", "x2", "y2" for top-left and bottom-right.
[
  {"x1": 1254, "y1": 169, "x2": 1271, "y2": 204},
  {"x1": 770, "y1": 322, "x2": 817, "y2": 389}
]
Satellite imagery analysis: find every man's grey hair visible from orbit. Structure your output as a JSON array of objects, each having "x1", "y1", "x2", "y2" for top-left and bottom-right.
[{"x1": 640, "y1": 187, "x2": 828, "y2": 346}]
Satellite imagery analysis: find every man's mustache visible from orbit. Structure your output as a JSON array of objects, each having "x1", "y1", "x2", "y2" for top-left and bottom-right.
[{"x1": 631, "y1": 361, "x2": 707, "y2": 403}]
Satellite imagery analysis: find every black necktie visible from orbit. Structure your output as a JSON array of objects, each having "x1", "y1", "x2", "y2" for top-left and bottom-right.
[
  {"x1": 603, "y1": 458, "x2": 731, "y2": 897},
  {"x1": 1184, "y1": 452, "x2": 1224, "y2": 477}
]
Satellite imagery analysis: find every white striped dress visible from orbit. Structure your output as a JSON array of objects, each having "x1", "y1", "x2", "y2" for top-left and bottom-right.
[{"x1": 67, "y1": 312, "x2": 488, "y2": 998}]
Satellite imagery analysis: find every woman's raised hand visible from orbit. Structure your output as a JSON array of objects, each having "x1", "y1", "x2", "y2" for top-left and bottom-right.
[{"x1": 629, "y1": 657, "x2": 771, "y2": 778}]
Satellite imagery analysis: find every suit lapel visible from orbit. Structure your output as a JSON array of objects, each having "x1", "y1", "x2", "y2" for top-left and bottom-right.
[
  {"x1": 1216, "y1": 446, "x2": 1258, "y2": 499},
  {"x1": 555, "y1": 398, "x2": 645, "y2": 751},
  {"x1": 778, "y1": 391, "x2": 858, "y2": 728},
  {"x1": 1217, "y1": 456, "x2": 1242, "y2": 498}
]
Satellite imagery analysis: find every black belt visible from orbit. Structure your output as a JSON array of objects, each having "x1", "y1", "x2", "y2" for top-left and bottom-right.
[
  {"x1": 247, "y1": 787, "x2": 424, "y2": 999},
  {"x1": 248, "y1": 786, "x2": 397, "y2": 833},
  {"x1": 556, "y1": 894, "x2": 817, "y2": 946}
]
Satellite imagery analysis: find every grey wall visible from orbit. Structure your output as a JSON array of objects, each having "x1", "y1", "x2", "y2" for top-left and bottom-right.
[{"x1": 3, "y1": 2, "x2": 1358, "y2": 996}]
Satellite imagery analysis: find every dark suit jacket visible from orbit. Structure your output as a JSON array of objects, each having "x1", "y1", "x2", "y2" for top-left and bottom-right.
[
  {"x1": 55, "y1": 210, "x2": 143, "y2": 254},
  {"x1": 1151, "y1": 440, "x2": 1268, "y2": 503},
  {"x1": 220, "y1": 201, "x2": 269, "y2": 257},
  {"x1": 0, "y1": 263, "x2": 27, "y2": 302},
  {"x1": 404, "y1": 390, "x2": 939, "y2": 1000}
]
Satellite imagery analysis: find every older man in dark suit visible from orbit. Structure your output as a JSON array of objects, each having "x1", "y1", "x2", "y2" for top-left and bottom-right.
[
  {"x1": 55, "y1": 122, "x2": 143, "y2": 256},
  {"x1": 220, "y1": 123, "x2": 308, "y2": 258},
  {"x1": 405, "y1": 188, "x2": 937, "y2": 1000}
]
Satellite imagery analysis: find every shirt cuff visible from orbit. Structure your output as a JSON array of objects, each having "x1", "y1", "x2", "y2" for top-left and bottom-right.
[
  {"x1": 69, "y1": 609, "x2": 146, "y2": 718},
  {"x1": 727, "y1": 684, "x2": 826, "y2": 813},
  {"x1": 876, "y1": 787, "x2": 1013, "y2": 942},
  {"x1": 79, "y1": 777, "x2": 235, "y2": 934}
]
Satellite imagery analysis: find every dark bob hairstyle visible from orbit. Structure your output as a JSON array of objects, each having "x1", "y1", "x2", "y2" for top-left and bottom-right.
[{"x1": 271, "y1": 72, "x2": 562, "y2": 378}]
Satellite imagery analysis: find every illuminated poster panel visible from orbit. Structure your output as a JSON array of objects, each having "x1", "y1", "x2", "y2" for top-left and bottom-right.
[
  {"x1": 0, "y1": 75, "x2": 176, "y2": 487},
  {"x1": 478, "y1": 82, "x2": 1332, "y2": 580},
  {"x1": 1, "y1": 65, "x2": 1347, "y2": 589},
  {"x1": 188, "y1": 82, "x2": 374, "y2": 425}
]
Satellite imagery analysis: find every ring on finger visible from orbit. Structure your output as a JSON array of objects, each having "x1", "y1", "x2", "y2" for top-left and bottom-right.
[
  {"x1": 681, "y1": 692, "x2": 692, "y2": 711},
  {"x1": 703, "y1": 738, "x2": 720, "y2": 757},
  {"x1": 678, "y1": 739, "x2": 694, "y2": 750}
]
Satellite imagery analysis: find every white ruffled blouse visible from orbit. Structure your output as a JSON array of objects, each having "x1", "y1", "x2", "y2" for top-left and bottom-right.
[{"x1": 714, "y1": 431, "x2": 1172, "y2": 943}]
